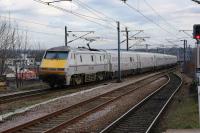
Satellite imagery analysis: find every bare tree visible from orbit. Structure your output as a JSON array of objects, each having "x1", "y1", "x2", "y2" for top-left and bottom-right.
[
  {"x1": 0, "y1": 19, "x2": 16, "y2": 75},
  {"x1": 0, "y1": 18, "x2": 31, "y2": 88}
]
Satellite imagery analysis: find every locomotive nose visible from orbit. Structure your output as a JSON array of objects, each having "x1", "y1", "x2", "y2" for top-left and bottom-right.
[
  {"x1": 39, "y1": 59, "x2": 68, "y2": 87},
  {"x1": 40, "y1": 59, "x2": 67, "y2": 69}
]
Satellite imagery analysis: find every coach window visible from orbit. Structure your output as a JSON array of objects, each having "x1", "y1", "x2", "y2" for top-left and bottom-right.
[
  {"x1": 100, "y1": 56, "x2": 102, "y2": 62},
  {"x1": 91, "y1": 55, "x2": 94, "y2": 62},
  {"x1": 130, "y1": 57, "x2": 132, "y2": 62},
  {"x1": 80, "y1": 55, "x2": 82, "y2": 62}
]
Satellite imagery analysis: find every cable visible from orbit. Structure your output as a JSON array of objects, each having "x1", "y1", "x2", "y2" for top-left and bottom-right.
[
  {"x1": 16, "y1": 27, "x2": 64, "y2": 37},
  {"x1": 0, "y1": 15, "x2": 115, "y2": 41},
  {"x1": 0, "y1": 19, "x2": 65, "y2": 37},
  {"x1": 73, "y1": 0, "x2": 142, "y2": 34},
  {"x1": 77, "y1": 0, "x2": 139, "y2": 29},
  {"x1": 143, "y1": 0, "x2": 179, "y2": 31},
  {"x1": 73, "y1": 0, "x2": 117, "y2": 28},
  {"x1": 191, "y1": 0, "x2": 200, "y2": 4},
  {"x1": 0, "y1": 15, "x2": 64, "y2": 30},
  {"x1": 33, "y1": 0, "x2": 116, "y2": 30},
  {"x1": 74, "y1": 0, "x2": 116, "y2": 22},
  {"x1": 34, "y1": 0, "x2": 106, "y2": 21},
  {"x1": 179, "y1": 30, "x2": 193, "y2": 38},
  {"x1": 124, "y1": 2, "x2": 179, "y2": 39}
]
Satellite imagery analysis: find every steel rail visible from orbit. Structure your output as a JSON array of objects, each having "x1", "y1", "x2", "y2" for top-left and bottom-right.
[
  {"x1": 100, "y1": 74, "x2": 171, "y2": 133},
  {"x1": 44, "y1": 75, "x2": 169, "y2": 133},
  {"x1": 0, "y1": 77, "x2": 113, "y2": 104},
  {"x1": 1, "y1": 71, "x2": 169, "y2": 133},
  {"x1": 0, "y1": 88, "x2": 52, "y2": 104},
  {"x1": 100, "y1": 73, "x2": 182, "y2": 133},
  {"x1": 145, "y1": 73, "x2": 182, "y2": 133},
  {"x1": 0, "y1": 68, "x2": 175, "y2": 104}
]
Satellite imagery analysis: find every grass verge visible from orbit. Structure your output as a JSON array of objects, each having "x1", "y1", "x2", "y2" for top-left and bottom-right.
[{"x1": 152, "y1": 75, "x2": 200, "y2": 132}]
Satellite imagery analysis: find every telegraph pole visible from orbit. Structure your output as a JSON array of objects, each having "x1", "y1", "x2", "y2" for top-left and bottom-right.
[
  {"x1": 120, "y1": 30, "x2": 144, "y2": 49},
  {"x1": 180, "y1": 39, "x2": 187, "y2": 72},
  {"x1": 121, "y1": 27, "x2": 129, "y2": 51},
  {"x1": 117, "y1": 21, "x2": 121, "y2": 82},
  {"x1": 145, "y1": 44, "x2": 150, "y2": 52},
  {"x1": 125, "y1": 27, "x2": 129, "y2": 51},
  {"x1": 184, "y1": 40, "x2": 186, "y2": 66},
  {"x1": 184, "y1": 40, "x2": 187, "y2": 70},
  {"x1": 65, "y1": 26, "x2": 68, "y2": 46},
  {"x1": 163, "y1": 45, "x2": 165, "y2": 54},
  {"x1": 146, "y1": 44, "x2": 148, "y2": 52}
]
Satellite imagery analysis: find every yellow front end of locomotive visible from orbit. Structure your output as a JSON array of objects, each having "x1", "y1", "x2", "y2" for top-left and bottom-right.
[
  {"x1": 39, "y1": 50, "x2": 69, "y2": 87},
  {"x1": 40, "y1": 59, "x2": 67, "y2": 75}
]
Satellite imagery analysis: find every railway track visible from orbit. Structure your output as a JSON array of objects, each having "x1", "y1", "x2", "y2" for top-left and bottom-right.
[
  {"x1": 100, "y1": 73, "x2": 182, "y2": 133},
  {"x1": 1, "y1": 71, "x2": 169, "y2": 133},
  {"x1": 0, "y1": 69, "x2": 172, "y2": 104},
  {"x1": 0, "y1": 88, "x2": 53, "y2": 104},
  {"x1": 0, "y1": 79, "x2": 111, "y2": 104}
]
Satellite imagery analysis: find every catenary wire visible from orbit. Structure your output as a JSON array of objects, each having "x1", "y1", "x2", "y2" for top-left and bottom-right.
[
  {"x1": 0, "y1": 15, "x2": 64, "y2": 30},
  {"x1": 33, "y1": 0, "x2": 117, "y2": 30},
  {"x1": 73, "y1": 0, "x2": 137, "y2": 30},
  {"x1": 124, "y1": 2, "x2": 179, "y2": 39},
  {"x1": 143, "y1": 0, "x2": 179, "y2": 31}
]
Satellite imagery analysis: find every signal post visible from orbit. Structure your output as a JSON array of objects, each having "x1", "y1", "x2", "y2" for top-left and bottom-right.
[
  {"x1": 193, "y1": 24, "x2": 200, "y2": 125},
  {"x1": 193, "y1": 25, "x2": 200, "y2": 80}
]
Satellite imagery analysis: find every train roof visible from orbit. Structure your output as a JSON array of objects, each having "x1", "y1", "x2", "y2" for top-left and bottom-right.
[
  {"x1": 47, "y1": 46, "x2": 71, "y2": 52},
  {"x1": 46, "y1": 46, "x2": 176, "y2": 57},
  {"x1": 47, "y1": 46, "x2": 106, "y2": 53}
]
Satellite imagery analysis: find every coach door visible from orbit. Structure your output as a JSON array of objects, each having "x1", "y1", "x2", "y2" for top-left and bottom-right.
[
  {"x1": 107, "y1": 54, "x2": 112, "y2": 72},
  {"x1": 154, "y1": 55, "x2": 157, "y2": 69},
  {"x1": 137, "y1": 55, "x2": 141, "y2": 71},
  {"x1": 74, "y1": 53, "x2": 78, "y2": 72}
]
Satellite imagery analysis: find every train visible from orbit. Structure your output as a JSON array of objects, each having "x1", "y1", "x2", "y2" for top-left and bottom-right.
[{"x1": 39, "y1": 46, "x2": 177, "y2": 87}]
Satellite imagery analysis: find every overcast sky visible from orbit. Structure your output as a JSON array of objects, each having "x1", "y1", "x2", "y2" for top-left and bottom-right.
[{"x1": 0, "y1": 0, "x2": 199, "y2": 50}]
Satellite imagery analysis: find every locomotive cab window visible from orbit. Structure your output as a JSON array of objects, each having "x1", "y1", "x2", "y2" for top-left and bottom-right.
[{"x1": 45, "y1": 51, "x2": 68, "y2": 60}]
